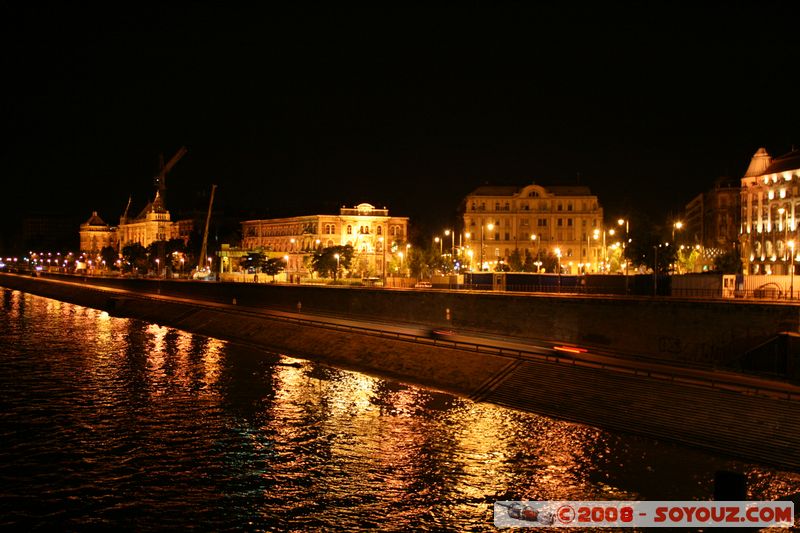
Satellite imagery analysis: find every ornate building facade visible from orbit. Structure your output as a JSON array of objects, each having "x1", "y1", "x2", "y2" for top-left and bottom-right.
[
  {"x1": 740, "y1": 147, "x2": 800, "y2": 275},
  {"x1": 79, "y1": 211, "x2": 117, "y2": 255},
  {"x1": 240, "y1": 203, "x2": 409, "y2": 276},
  {"x1": 79, "y1": 190, "x2": 194, "y2": 256},
  {"x1": 462, "y1": 183, "x2": 604, "y2": 273}
]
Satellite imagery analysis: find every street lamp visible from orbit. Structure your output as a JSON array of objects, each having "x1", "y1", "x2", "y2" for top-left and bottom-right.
[
  {"x1": 672, "y1": 221, "x2": 683, "y2": 244},
  {"x1": 789, "y1": 240, "x2": 795, "y2": 299},
  {"x1": 531, "y1": 234, "x2": 540, "y2": 271},
  {"x1": 434, "y1": 236, "x2": 442, "y2": 256},
  {"x1": 155, "y1": 258, "x2": 160, "y2": 277},
  {"x1": 618, "y1": 218, "x2": 630, "y2": 289},
  {"x1": 554, "y1": 247, "x2": 562, "y2": 290},
  {"x1": 378, "y1": 236, "x2": 385, "y2": 282},
  {"x1": 334, "y1": 253, "x2": 340, "y2": 280},
  {"x1": 778, "y1": 207, "x2": 788, "y2": 259},
  {"x1": 445, "y1": 229, "x2": 454, "y2": 257},
  {"x1": 480, "y1": 223, "x2": 494, "y2": 271}
]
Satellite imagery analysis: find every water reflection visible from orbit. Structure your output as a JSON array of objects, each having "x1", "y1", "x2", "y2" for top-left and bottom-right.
[{"x1": 0, "y1": 289, "x2": 798, "y2": 531}]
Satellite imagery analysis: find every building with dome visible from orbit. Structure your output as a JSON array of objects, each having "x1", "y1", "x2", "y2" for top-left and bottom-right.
[
  {"x1": 740, "y1": 147, "x2": 800, "y2": 275},
  {"x1": 79, "y1": 190, "x2": 195, "y2": 257},
  {"x1": 79, "y1": 211, "x2": 117, "y2": 255}
]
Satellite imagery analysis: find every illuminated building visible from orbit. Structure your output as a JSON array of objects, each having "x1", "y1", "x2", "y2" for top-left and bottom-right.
[
  {"x1": 79, "y1": 211, "x2": 117, "y2": 255},
  {"x1": 683, "y1": 176, "x2": 740, "y2": 268},
  {"x1": 462, "y1": 183, "x2": 604, "y2": 273},
  {"x1": 740, "y1": 147, "x2": 800, "y2": 275},
  {"x1": 80, "y1": 190, "x2": 195, "y2": 255},
  {"x1": 240, "y1": 203, "x2": 409, "y2": 276}
]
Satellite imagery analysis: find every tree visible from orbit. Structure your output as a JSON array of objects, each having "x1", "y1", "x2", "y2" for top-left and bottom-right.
[
  {"x1": 311, "y1": 245, "x2": 354, "y2": 278},
  {"x1": 540, "y1": 251, "x2": 560, "y2": 273},
  {"x1": 121, "y1": 243, "x2": 148, "y2": 274},
  {"x1": 713, "y1": 249, "x2": 743, "y2": 274},
  {"x1": 240, "y1": 252, "x2": 265, "y2": 272},
  {"x1": 676, "y1": 246, "x2": 701, "y2": 274},
  {"x1": 262, "y1": 257, "x2": 285, "y2": 281},
  {"x1": 522, "y1": 250, "x2": 536, "y2": 272},
  {"x1": 508, "y1": 249, "x2": 523, "y2": 272},
  {"x1": 99, "y1": 246, "x2": 117, "y2": 271}
]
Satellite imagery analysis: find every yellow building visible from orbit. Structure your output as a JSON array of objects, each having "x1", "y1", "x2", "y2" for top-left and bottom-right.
[
  {"x1": 80, "y1": 190, "x2": 195, "y2": 256},
  {"x1": 240, "y1": 203, "x2": 409, "y2": 277},
  {"x1": 79, "y1": 211, "x2": 117, "y2": 256},
  {"x1": 740, "y1": 147, "x2": 800, "y2": 275},
  {"x1": 462, "y1": 183, "x2": 605, "y2": 273}
]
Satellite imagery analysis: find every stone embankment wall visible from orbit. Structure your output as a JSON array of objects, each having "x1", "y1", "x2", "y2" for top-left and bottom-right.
[
  {"x1": 3, "y1": 273, "x2": 800, "y2": 470},
  {"x1": 27, "y1": 273, "x2": 800, "y2": 368}
]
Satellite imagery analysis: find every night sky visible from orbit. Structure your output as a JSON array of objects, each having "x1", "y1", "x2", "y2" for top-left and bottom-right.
[{"x1": 2, "y1": 2, "x2": 798, "y2": 248}]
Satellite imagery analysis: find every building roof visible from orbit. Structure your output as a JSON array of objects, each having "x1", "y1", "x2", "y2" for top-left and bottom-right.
[
  {"x1": 763, "y1": 148, "x2": 800, "y2": 175},
  {"x1": 467, "y1": 185, "x2": 520, "y2": 196},
  {"x1": 467, "y1": 183, "x2": 595, "y2": 197},
  {"x1": 544, "y1": 185, "x2": 593, "y2": 196},
  {"x1": 133, "y1": 191, "x2": 168, "y2": 220},
  {"x1": 744, "y1": 147, "x2": 772, "y2": 177},
  {"x1": 82, "y1": 211, "x2": 108, "y2": 227}
]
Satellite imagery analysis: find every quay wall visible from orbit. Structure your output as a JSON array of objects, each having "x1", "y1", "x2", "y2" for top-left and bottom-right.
[
  {"x1": 3, "y1": 273, "x2": 800, "y2": 469},
  {"x1": 27, "y1": 273, "x2": 800, "y2": 368}
]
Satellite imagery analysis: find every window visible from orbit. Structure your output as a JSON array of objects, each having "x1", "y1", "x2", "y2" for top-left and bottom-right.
[
  {"x1": 567, "y1": 203, "x2": 573, "y2": 211},
  {"x1": 504, "y1": 202, "x2": 510, "y2": 211},
  {"x1": 504, "y1": 232, "x2": 510, "y2": 241},
  {"x1": 538, "y1": 218, "x2": 547, "y2": 227},
  {"x1": 557, "y1": 203, "x2": 563, "y2": 211},
  {"x1": 494, "y1": 232, "x2": 500, "y2": 240},
  {"x1": 567, "y1": 219, "x2": 573, "y2": 227},
  {"x1": 557, "y1": 218, "x2": 563, "y2": 227},
  {"x1": 495, "y1": 202, "x2": 500, "y2": 211},
  {"x1": 347, "y1": 225, "x2": 352, "y2": 235}
]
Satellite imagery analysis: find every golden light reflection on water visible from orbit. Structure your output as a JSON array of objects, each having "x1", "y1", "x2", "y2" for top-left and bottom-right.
[{"x1": 3, "y1": 289, "x2": 800, "y2": 531}]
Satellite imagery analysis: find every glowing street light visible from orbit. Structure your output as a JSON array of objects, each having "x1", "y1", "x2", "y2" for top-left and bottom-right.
[
  {"x1": 480, "y1": 223, "x2": 494, "y2": 271},
  {"x1": 790, "y1": 240, "x2": 795, "y2": 299},
  {"x1": 672, "y1": 221, "x2": 684, "y2": 243},
  {"x1": 334, "y1": 253, "x2": 340, "y2": 280}
]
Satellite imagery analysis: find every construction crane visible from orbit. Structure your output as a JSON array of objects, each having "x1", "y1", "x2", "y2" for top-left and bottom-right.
[
  {"x1": 197, "y1": 184, "x2": 217, "y2": 276},
  {"x1": 153, "y1": 146, "x2": 188, "y2": 209}
]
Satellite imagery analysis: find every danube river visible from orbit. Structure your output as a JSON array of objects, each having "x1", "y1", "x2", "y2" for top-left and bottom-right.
[{"x1": 1, "y1": 289, "x2": 799, "y2": 531}]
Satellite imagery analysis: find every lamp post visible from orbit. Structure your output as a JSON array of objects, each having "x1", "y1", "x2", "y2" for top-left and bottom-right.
[
  {"x1": 789, "y1": 240, "x2": 795, "y2": 299},
  {"x1": 672, "y1": 221, "x2": 683, "y2": 244},
  {"x1": 445, "y1": 229, "x2": 454, "y2": 257},
  {"x1": 434, "y1": 236, "x2": 441, "y2": 256},
  {"x1": 334, "y1": 253, "x2": 340, "y2": 280},
  {"x1": 480, "y1": 223, "x2": 494, "y2": 272},
  {"x1": 778, "y1": 207, "x2": 788, "y2": 260},
  {"x1": 554, "y1": 247, "x2": 562, "y2": 291},
  {"x1": 618, "y1": 218, "x2": 629, "y2": 291},
  {"x1": 379, "y1": 236, "x2": 385, "y2": 283},
  {"x1": 155, "y1": 258, "x2": 160, "y2": 278},
  {"x1": 531, "y1": 234, "x2": 539, "y2": 271}
]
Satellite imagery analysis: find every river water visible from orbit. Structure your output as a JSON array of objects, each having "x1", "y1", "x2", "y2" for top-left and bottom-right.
[{"x1": 1, "y1": 288, "x2": 798, "y2": 531}]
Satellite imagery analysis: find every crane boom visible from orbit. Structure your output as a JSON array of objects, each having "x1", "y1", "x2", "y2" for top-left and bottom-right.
[
  {"x1": 154, "y1": 146, "x2": 188, "y2": 208},
  {"x1": 198, "y1": 184, "x2": 217, "y2": 273}
]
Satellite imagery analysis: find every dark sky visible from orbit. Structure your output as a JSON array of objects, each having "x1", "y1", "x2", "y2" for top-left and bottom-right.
[{"x1": 1, "y1": 2, "x2": 799, "y2": 245}]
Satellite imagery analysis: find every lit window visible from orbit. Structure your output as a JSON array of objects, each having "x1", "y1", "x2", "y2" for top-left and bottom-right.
[
  {"x1": 768, "y1": 190, "x2": 775, "y2": 200},
  {"x1": 780, "y1": 189, "x2": 786, "y2": 198}
]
